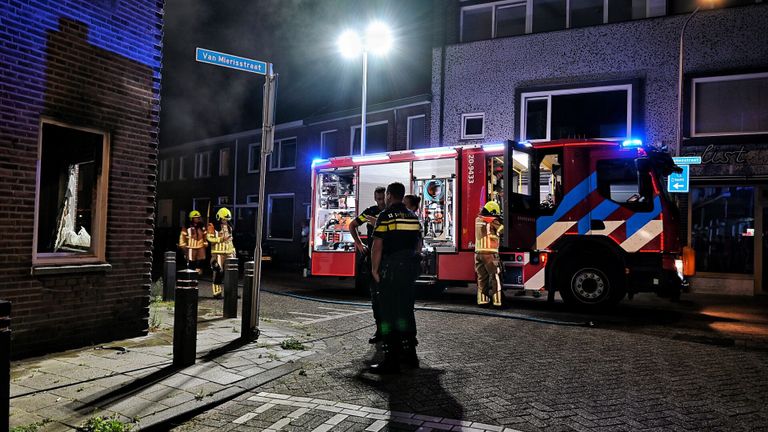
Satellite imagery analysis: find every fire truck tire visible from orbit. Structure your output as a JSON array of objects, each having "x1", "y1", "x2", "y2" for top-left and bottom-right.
[{"x1": 559, "y1": 257, "x2": 625, "y2": 309}]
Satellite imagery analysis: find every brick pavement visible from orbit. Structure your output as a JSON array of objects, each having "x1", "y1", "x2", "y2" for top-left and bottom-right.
[{"x1": 176, "y1": 291, "x2": 768, "y2": 431}]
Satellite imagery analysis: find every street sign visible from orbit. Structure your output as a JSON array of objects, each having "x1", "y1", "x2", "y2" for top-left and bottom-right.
[
  {"x1": 195, "y1": 47, "x2": 267, "y2": 75},
  {"x1": 672, "y1": 156, "x2": 702, "y2": 165},
  {"x1": 668, "y1": 164, "x2": 690, "y2": 193}
]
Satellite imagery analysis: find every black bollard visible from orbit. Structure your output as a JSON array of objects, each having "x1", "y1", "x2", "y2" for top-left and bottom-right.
[
  {"x1": 241, "y1": 261, "x2": 256, "y2": 340},
  {"x1": 1, "y1": 300, "x2": 10, "y2": 432},
  {"x1": 163, "y1": 251, "x2": 176, "y2": 301},
  {"x1": 223, "y1": 258, "x2": 239, "y2": 318},
  {"x1": 174, "y1": 270, "x2": 198, "y2": 367}
]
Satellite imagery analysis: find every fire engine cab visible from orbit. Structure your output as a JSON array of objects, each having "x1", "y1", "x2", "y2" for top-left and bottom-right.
[{"x1": 309, "y1": 139, "x2": 688, "y2": 308}]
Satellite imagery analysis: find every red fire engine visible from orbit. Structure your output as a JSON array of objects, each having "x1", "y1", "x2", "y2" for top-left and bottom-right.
[{"x1": 309, "y1": 139, "x2": 690, "y2": 308}]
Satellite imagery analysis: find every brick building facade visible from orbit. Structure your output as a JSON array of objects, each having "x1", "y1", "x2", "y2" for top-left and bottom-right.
[{"x1": 0, "y1": 1, "x2": 164, "y2": 357}]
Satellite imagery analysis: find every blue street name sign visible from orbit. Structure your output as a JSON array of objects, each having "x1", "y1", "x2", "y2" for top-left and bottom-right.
[
  {"x1": 195, "y1": 47, "x2": 267, "y2": 75},
  {"x1": 668, "y1": 164, "x2": 690, "y2": 193},
  {"x1": 672, "y1": 156, "x2": 702, "y2": 165}
]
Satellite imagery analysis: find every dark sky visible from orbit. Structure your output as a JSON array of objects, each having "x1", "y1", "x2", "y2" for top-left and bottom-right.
[{"x1": 160, "y1": 0, "x2": 437, "y2": 147}]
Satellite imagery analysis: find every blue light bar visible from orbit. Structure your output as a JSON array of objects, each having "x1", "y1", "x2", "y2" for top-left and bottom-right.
[
  {"x1": 312, "y1": 158, "x2": 329, "y2": 166},
  {"x1": 622, "y1": 139, "x2": 643, "y2": 148},
  {"x1": 413, "y1": 146, "x2": 457, "y2": 157},
  {"x1": 518, "y1": 140, "x2": 532, "y2": 148},
  {"x1": 352, "y1": 154, "x2": 389, "y2": 163},
  {"x1": 482, "y1": 143, "x2": 505, "y2": 152}
]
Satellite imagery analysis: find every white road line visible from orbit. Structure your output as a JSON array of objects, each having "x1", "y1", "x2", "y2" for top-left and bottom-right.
[
  {"x1": 317, "y1": 306, "x2": 361, "y2": 313},
  {"x1": 255, "y1": 402, "x2": 276, "y2": 413},
  {"x1": 290, "y1": 312, "x2": 332, "y2": 318},
  {"x1": 233, "y1": 412, "x2": 257, "y2": 424},
  {"x1": 365, "y1": 420, "x2": 388, "y2": 431}
]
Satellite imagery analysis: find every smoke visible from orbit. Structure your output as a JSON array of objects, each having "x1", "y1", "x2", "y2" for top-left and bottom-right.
[{"x1": 160, "y1": 0, "x2": 434, "y2": 147}]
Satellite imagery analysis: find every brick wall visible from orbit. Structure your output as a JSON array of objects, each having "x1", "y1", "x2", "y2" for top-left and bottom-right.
[{"x1": 0, "y1": 1, "x2": 163, "y2": 358}]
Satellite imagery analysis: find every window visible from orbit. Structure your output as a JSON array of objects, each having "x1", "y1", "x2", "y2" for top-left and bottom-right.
[
  {"x1": 192, "y1": 198, "x2": 210, "y2": 214},
  {"x1": 157, "y1": 199, "x2": 172, "y2": 228},
  {"x1": 34, "y1": 121, "x2": 109, "y2": 262},
  {"x1": 321, "y1": 130, "x2": 344, "y2": 158},
  {"x1": 268, "y1": 194, "x2": 295, "y2": 240},
  {"x1": 248, "y1": 143, "x2": 261, "y2": 173},
  {"x1": 219, "y1": 148, "x2": 230, "y2": 176},
  {"x1": 691, "y1": 186, "x2": 754, "y2": 274},
  {"x1": 270, "y1": 137, "x2": 297, "y2": 170},
  {"x1": 194, "y1": 151, "x2": 211, "y2": 178},
  {"x1": 407, "y1": 115, "x2": 428, "y2": 149},
  {"x1": 179, "y1": 155, "x2": 192, "y2": 180},
  {"x1": 352, "y1": 121, "x2": 388, "y2": 155},
  {"x1": 461, "y1": 5, "x2": 493, "y2": 42},
  {"x1": 521, "y1": 85, "x2": 632, "y2": 141},
  {"x1": 533, "y1": 0, "x2": 567, "y2": 32},
  {"x1": 159, "y1": 158, "x2": 173, "y2": 182},
  {"x1": 571, "y1": 0, "x2": 604, "y2": 28},
  {"x1": 496, "y1": 3, "x2": 527, "y2": 37},
  {"x1": 596, "y1": 158, "x2": 653, "y2": 210},
  {"x1": 218, "y1": 196, "x2": 230, "y2": 206},
  {"x1": 246, "y1": 194, "x2": 259, "y2": 205},
  {"x1": 692, "y1": 73, "x2": 768, "y2": 137},
  {"x1": 462, "y1": 113, "x2": 485, "y2": 139}
]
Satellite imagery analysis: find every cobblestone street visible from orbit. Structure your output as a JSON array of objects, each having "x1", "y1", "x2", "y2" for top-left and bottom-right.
[{"x1": 173, "y1": 278, "x2": 768, "y2": 432}]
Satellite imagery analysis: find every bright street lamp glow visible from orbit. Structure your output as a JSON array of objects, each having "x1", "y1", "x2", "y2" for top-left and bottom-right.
[
  {"x1": 365, "y1": 21, "x2": 392, "y2": 56},
  {"x1": 338, "y1": 30, "x2": 362, "y2": 58}
]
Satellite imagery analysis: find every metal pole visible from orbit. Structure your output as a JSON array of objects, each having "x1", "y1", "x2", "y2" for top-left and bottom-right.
[
  {"x1": 223, "y1": 257, "x2": 239, "y2": 318},
  {"x1": 360, "y1": 50, "x2": 368, "y2": 155},
  {"x1": 163, "y1": 250, "x2": 176, "y2": 301},
  {"x1": 173, "y1": 269, "x2": 198, "y2": 367},
  {"x1": 241, "y1": 261, "x2": 255, "y2": 339},
  {"x1": 250, "y1": 63, "x2": 277, "y2": 338},
  {"x1": 1, "y1": 300, "x2": 10, "y2": 432},
  {"x1": 676, "y1": 6, "x2": 700, "y2": 157}
]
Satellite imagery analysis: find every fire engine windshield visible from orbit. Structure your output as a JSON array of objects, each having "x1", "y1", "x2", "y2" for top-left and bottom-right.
[
  {"x1": 313, "y1": 168, "x2": 356, "y2": 252},
  {"x1": 413, "y1": 158, "x2": 456, "y2": 251}
]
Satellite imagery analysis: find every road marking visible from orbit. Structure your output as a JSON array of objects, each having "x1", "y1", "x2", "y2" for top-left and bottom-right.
[
  {"x1": 232, "y1": 392, "x2": 516, "y2": 432},
  {"x1": 269, "y1": 307, "x2": 372, "y2": 325}
]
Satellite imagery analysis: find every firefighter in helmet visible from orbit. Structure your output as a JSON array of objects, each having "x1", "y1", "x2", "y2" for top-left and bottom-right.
[
  {"x1": 179, "y1": 210, "x2": 208, "y2": 275},
  {"x1": 475, "y1": 201, "x2": 504, "y2": 307},
  {"x1": 207, "y1": 207, "x2": 236, "y2": 299}
]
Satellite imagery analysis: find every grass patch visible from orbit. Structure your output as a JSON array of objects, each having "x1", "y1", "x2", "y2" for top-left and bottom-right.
[
  {"x1": 78, "y1": 414, "x2": 133, "y2": 432},
  {"x1": 280, "y1": 337, "x2": 305, "y2": 350},
  {"x1": 11, "y1": 419, "x2": 51, "y2": 432}
]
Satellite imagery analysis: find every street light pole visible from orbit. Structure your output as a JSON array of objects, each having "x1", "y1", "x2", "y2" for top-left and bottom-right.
[
  {"x1": 361, "y1": 49, "x2": 368, "y2": 155},
  {"x1": 676, "y1": 6, "x2": 701, "y2": 156}
]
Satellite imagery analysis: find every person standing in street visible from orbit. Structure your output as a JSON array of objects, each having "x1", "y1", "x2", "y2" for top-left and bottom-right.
[
  {"x1": 475, "y1": 201, "x2": 504, "y2": 308},
  {"x1": 179, "y1": 210, "x2": 208, "y2": 276},
  {"x1": 370, "y1": 182, "x2": 422, "y2": 374},
  {"x1": 349, "y1": 186, "x2": 386, "y2": 344},
  {"x1": 207, "y1": 207, "x2": 236, "y2": 299}
]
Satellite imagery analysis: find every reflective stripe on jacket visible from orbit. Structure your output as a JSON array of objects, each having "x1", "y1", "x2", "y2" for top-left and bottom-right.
[
  {"x1": 207, "y1": 223, "x2": 236, "y2": 255},
  {"x1": 475, "y1": 215, "x2": 504, "y2": 254}
]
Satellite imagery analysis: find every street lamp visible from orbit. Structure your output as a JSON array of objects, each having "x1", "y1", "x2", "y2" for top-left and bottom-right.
[
  {"x1": 676, "y1": 0, "x2": 716, "y2": 156},
  {"x1": 338, "y1": 21, "x2": 393, "y2": 155}
]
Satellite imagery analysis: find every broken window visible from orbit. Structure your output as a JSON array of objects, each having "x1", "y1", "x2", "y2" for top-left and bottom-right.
[{"x1": 35, "y1": 122, "x2": 108, "y2": 260}]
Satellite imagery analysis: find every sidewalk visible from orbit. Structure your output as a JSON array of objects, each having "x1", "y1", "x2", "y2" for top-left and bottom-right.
[{"x1": 9, "y1": 301, "x2": 322, "y2": 431}]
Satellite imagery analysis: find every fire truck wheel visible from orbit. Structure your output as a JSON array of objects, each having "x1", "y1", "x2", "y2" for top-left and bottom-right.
[{"x1": 560, "y1": 259, "x2": 625, "y2": 308}]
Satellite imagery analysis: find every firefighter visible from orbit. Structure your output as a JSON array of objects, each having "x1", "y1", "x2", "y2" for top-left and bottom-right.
[
  {"x1": 179, "y1": 210, "x2": 208, "y2": 276},
  {"x1": 370, "y1": 182, "x2": 422, "y2": 373},
  {"x1": 349, "y1": 186, "x2": 386, "y2": 344},
  {"x1": 207, "y1": 207, "x2": 235, "y2": 299},
  {"x1": 475, "y1": 201, "x2": 504, "y2": 308}
]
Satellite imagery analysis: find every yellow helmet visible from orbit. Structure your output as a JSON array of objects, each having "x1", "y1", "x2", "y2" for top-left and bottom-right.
[
  {"x1": 216, "y1": 207, "x2": 232, "y2": 221},
  {"x1": 483, "y1": 201, "x2": 501, "y2": 216},
  {"x1": 189, "y1": 210, "x2": 202, "y2": 219}
]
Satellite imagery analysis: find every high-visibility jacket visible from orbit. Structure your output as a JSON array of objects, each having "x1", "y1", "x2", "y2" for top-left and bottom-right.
[
  {"x1": 179, "y1": 225, "x2": 208, "y2": 260},
  {"x1": 474, "y1": 215, "x2": 504, "y2": 254},
  {"x1": 207, "y1": 222, "x2": 236, "y2": 255}
]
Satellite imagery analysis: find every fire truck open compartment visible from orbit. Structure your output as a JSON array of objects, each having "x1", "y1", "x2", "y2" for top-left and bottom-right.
[
  {"x1": 413, "y1": 158, "x2": 457, "y2": 252},
  {"x1": 313, "y1": 167, "x2": 356, "y2": 252}
]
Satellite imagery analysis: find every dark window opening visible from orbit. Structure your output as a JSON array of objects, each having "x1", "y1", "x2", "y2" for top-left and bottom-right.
[
  {"x1": 550, "y1": 90, "x2": 628, "y2": 139},
  {"x1": 533, "y1": 0, "x2": 567, "y2": 32},
  {"x1": 693, "y1": 75, "x2": 768, "y2": 136},
  {"x1": 496, "y1": 4, "x2": 527, "y2": 37},
  {"x1": 408, "y1": 116, "x2": 428, "y2": 149},
  {"x1": 322, "y1": 131, "x2": 345, "y2": 158},
  {"x1": 525, "y1": 99, "x2": 548, "y2": 140},
  {"x1": 269, "y1": 196, "x2": 295, "y2": 240},
  {"x1": 462, "y1": 7, "x2": 493, "y2": 42},
  {"x1": 571, "y1": 0, "x2": 604, "y2": 28},
  {"x1": 353, "y1": 123, "x2": 388, "y2": 155},
  {"x1": 597, "y1": 158, "x2": 653, "y2": 211}
]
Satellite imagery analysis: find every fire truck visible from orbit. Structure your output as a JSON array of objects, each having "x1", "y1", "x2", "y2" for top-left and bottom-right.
[{"x1": 309, "y1": 139, "x2": 690, "y2": 308}]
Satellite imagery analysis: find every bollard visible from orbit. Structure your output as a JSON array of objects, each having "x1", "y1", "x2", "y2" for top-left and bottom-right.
[
  {"x1": 223, "y1": 258, "x2": 239, "y2": 318},
  {"x1": 173, "y1": 269, "x2": 198, "y2": 367},
  {"x1": 163, "y1": 251, "x2": 176, "y2": 301},
  {"x1": 1, "y1": 300, "x2": 10, "y2": 432},
  {"x1": 241, "y1": 261, "x2": 256, "y2": 340}
]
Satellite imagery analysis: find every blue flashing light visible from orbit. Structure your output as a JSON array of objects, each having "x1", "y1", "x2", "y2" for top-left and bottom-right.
[
  {"x1": 311, "y1": 158, "x2": 329, "y2": 166},
  {"x1": 519, "y1": 140, "x2": 532, "y2": 148},
  {"x1": 622, "y1": 139, "x2": 643, "y2": 148},
  {"x1": 482, "y1": 143, "x2": 505, "y2": 152}
]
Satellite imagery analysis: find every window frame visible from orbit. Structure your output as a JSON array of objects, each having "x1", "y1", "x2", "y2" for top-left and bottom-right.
[
  {"x1": 247, "y1": 143, "x2": 261, "y2": 173},
  {"x1": 219, "y1": 147, "x2": 231, "y2": 176},
  {"x1": 407, "y1": 114, "x2": 428, "y2": 150},
  {"x1": 350, "y1": 120, "x2": 389, "y2": 155},
  {"x1": 269, "y1": 137, "x2": 298, "y2": 171},
  {"x1": 159, "y1": 158, "x2": 173, "y2": 182},
  {"x1": 519, "y1": 84, "x2": 633, "y2": 142},
  {"x1": 246, "y1": 194, "x2": 260, "y2": 205},
  {"x1": 461, "y1": 112, "x2": 486, "y2": 140},
  {"x1": 690, "y1": 72, "x2": 768, "y2": 138},
  {"x1": 320, "y1": 129, "x2": 339, "y2": 159},
  {"x1": 194, "y1": 151, "x2": 211, "y2": 179},
  {"x1": 179, "y1": 155, "x2": 189, "y2": 180},
  {"x1": 267, "y1": 193, "x2": 295, "y2": 241},
  {"x1": 595, "y1": 157, "x2": 654, "y2": 212},
  {"x1": 32, "y1": 118, "x2": 110, "y2": 265}
]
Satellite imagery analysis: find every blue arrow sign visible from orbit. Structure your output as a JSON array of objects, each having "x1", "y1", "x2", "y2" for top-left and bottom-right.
[
  {"x1": 196, "y1": 47, "x2": 267, "y2": 75},
  {"x1": 672, "y1": 156, "x2": 702, "y2": 165},
  {"x1": 668, "y1": 164, "x2": 690, "y2": 193}
]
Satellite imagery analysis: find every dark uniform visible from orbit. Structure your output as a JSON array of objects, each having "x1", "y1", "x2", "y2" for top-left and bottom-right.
[
  {"x1": 355, "y1": 205, "x2": 383, "y2": 317},
  {"x1": 372, "y1": 202, "x2": 422, "y2": 366}
]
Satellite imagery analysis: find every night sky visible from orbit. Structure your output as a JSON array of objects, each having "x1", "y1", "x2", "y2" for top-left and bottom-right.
[{"x1": 160, "y1": 0, "x2": 437, "y2": 148}]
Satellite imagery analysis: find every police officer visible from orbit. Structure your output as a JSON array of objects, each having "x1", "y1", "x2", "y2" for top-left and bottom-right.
[
  {"x1": 349, "y1": 186, "x2": 386, "y2": 344},
  {"x1": 179, "y1": 210, "x2": 208, "y2": 275},
  {"x1": 370, "y1": 182, "x2": 422, "y2": 373},
  {"x1": 475, "y1": 201, "x2": 504, "y2": 307},
  {"x1": 207, "y1": 207, "x2": 236, "y2": 299}
]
